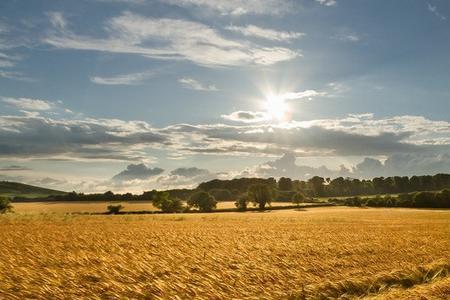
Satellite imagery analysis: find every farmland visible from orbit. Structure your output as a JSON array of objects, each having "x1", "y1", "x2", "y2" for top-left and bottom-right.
[
  {"x1": 10, "y1": 201, "x2": 295, "y2": 214},
  {"x1": 0, "y1": 207, "x2": 449, "y2": 299}
]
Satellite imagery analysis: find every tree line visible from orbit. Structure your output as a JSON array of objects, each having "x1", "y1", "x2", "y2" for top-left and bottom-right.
[
  {"x1": 198, "y1": 173, "x2": 450, "y2": 198},
  {"x1": 335, "y1": 189, "x2": 450, "y2": 208},
  {"x1": 7, "y1": 173, "x2": 450, "y2": 213}
]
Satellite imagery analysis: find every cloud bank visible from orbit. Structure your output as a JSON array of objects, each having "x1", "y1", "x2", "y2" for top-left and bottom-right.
[
  {"x1": 112, "y1": 163, "x2": 164, "y2": 181},
  {"x1": 44, "y1": 12, "x2": 301, "y2": 68}
]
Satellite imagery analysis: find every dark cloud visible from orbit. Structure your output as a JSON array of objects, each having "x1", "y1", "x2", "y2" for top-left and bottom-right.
[
  {"x1": 170, "y1": 167, "x2": 210, "y2": 178},
  {"x1": 221, "y1": 111, "x2": 269, "y2": 123},
  {"x1": 0, "y1": 165, "x2": 31, "y2": 171},
  {"x1": 165, "y1": 124, "x2": 426, "y2": 157},
  {"x1": 32, "y1": 177, "x2": 68, "y2": 188},
  {"x1": 0, "y1": 115, "x2": 168, "y2": 161},
  {"x1": 112, "y1": 163, "x2": 164, "y2": 181}
]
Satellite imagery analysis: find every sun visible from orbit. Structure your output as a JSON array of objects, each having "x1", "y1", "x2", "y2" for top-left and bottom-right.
[{"x1": 265, "y1": 93, "x2": 287, "y2": 121}]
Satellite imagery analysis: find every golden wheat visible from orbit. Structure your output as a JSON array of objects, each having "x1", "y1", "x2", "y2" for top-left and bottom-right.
[
  {"x1": 11, "y1": 201, "x2": 295, "y2": 214},
  {"x1": 0, "y1": 207, "x2": 449, "y2": 299}
]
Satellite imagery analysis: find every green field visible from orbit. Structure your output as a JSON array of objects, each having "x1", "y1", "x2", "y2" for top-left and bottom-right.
[{"x1": 0, "y1": 181, "x2": 66, "y2": 199}]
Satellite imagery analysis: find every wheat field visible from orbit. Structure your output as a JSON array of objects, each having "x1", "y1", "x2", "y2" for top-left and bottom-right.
[
  {"x1": 0, "y1": 207, "x2": 449, "y2": 299},
  {"x1": 11, "y1": 201, "x2": 294, "y2": 214}
]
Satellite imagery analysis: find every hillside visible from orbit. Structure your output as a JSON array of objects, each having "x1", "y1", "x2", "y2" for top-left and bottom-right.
[{"x1": 0, "y1": 181, "x2": 67, "y2": 199}]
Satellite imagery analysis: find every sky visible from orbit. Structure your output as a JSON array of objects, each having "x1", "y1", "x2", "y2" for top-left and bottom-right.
[{"x1": 0, "y1": 0, "x2": 449, "y2": 193}]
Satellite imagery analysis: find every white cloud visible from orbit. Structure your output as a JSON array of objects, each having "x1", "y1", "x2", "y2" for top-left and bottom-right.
[
  {"x1": 160, "y1": 0, "x2": 297, "y2": 15},
  {"x1": 281, "y1": 89, "x2": 325, "y2": 100},
  {"x1": 96, "y1": 0, "x2": 147, "y2": 4},
  {"x1": 332, "y1": 27, "x2": 362, "y2": 43},
  {"x1": 316, "y1": 0, "x2": 337, "y2": 6},
  {"x1": 334, "y1": 33, "x2": 360, "y2": 42},
  {"x1": 44, "y1": 12, "x2": 300, "y2": 68},
  {"x1": 0, "y1": 60, "x2": 14, "y2": 68},
  {"x1": 47, "y1": 11, "x2": 67, "y2": 30},
  {"x1": 90, "y1": 71, "x2": 154, "y2": 85},
  {"x1": 0, "y1": 51, "x2": 21, "y2": 68},
  {"x1": 0, "y1": 71, "x2": 33, "y2": 81},
  {"x1": 427, "y1": 3, "x2": 447, "y2": 20},
  {"x1": 342, "y1": 34, "x2": 360, "y2": 42},
  {"x1": 225, "y1": 24, "x2": 304, "y2": 41},
  {"x1": 0, "y1": 103, "x2": 448, "y2": 163},
  {"x1": 178, "y1": 77, "x2": 218, "y2": 91},
  {"x1": 221, "y1": 111, "x2": 271, "y2": 123},
  {"x1": 163, "y1": 113, "x2": 450, "y2": 157},
  {"x1": 2, "y1": 97, "x2": 53, "y2": 111}
]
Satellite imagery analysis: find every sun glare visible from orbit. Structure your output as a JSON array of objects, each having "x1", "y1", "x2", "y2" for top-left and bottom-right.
[{"x1": 265, "y1": 93, "x2": 287, "y2": 121}]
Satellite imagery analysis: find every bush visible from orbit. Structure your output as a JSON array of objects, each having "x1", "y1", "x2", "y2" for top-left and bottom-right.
[
  {"x1": 0, "y1": 197, "x2": 12, "y2": 213},
  {"x1": 275, "y1": 190, "x2": 297, "y2": 202},
  {"x1": 107, "y1": 204, "x2": 124, "y2": 214},
  {"x1": 292, "y1": 192, "x2": 305, "y2": 206},
  {"x1": 188, "y1": 191, "x2": 217, "y2": 212},
  {"x1": 152, "y1": 191, "x2": 184, "y2": 213},
  {"x1": 435, "y1": 189, "x2": 450, "y2": 208},
  {"x1": 345, "y1": 196, "x2": 363, "y2": 207}
]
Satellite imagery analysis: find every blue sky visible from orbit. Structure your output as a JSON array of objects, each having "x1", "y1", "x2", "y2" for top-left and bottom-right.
[{"x1": 0, "y1": 0, "x2": 449, "y2": 192}]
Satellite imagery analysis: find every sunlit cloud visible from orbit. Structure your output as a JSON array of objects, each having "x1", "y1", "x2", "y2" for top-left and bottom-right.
[
  {"x1": 47, "y1": 11, "x2": 67, "y2": 30},
  {"x1": 316, "y1": 0, "x2": 337, "y2": 7},
  {"x1": 2, "y1": 97, "x2": 53, "y2": 111},
  {"x1": 160, "y1": 0, "x2": 297, "y2": 16},
  {"x1": 225, "y1": 24, "x2": 304, "y2": 41},
  {"x1": 44, "y1": 12, "x2": 301, "y2": 68},
  {"x1": 90, "y1": 71, "x2": 154, "y2": 85},
  {"x1": 281, "y1": 90, "x2": 326, "y2": 100},
  {"x1": 0, "y1": 70, "x2": 33, "y2": 81},
  {"x1": 221, "y1": 111, "x2": 270, "y2": 123}
]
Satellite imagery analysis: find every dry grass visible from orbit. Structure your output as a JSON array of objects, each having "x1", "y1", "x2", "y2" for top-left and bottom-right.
[
  {"x1": 11, "y1": 201, "x2": 294, "y2": 214},
  {"x1": 0, "y1": 207, "x2": 449, "y2": 299}
]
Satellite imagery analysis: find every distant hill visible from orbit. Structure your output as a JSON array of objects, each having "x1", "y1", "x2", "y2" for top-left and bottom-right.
[{"x1": 0, "y1": 181, "x2": 67, "y2": 199}]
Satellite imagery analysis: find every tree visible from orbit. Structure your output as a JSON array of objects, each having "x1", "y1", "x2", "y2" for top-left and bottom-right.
[
  {"x1": 104, "y1": 191, "x2": 115, "y2": 199},
  {"x1": 0, "y1": 197, "x2": 12, "y2": 213},
  {"x1": 142, "y1": 189, "x2": 158, "y2": 200},
  {"x1": 409, "y1": 176, "x2": 421, "y2": 191},
  {"x1": 413, "y1": 192, "x2": 435, "y2": 208},
  {"x1": 248, "y1": 184, "x2": 272, "y2": 210},
  {"x1": 372, "y1": 177, "x2": 385, "y2": 193},
  {"x1": 188, "y1": 191, "x2": 217, "y2": 212},
  {"x1": 152, "y1": 191, "x2": 184, "y2": 213},
  {"x1": 278, "y1": 177, "x2": 293, "y2": 191},
  {"x1": 107, "y1": 204, "x2": 124, "y2": 214},
  {"x1": 235, "y1": 194, "x2": 249, "y2": 211},
  {"x1": 308, "y1": 176, "x2": 325, "y2": 197},
  {"x1": 209, "y1": 189, "x2": 233, "y2": 201},
  {"x1": 292, "y1": 192, "x2": 305, "y2": 206}
]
